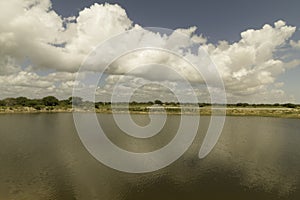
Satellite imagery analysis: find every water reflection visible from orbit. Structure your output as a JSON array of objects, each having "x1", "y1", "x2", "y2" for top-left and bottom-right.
[{"x1": 0, "y1": 114, "x2": 299, "y2": 199}]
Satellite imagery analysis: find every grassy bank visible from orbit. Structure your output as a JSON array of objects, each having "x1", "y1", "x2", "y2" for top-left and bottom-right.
[{"x1": 1, "y1": 105, "x2": 300, "y2": 119}]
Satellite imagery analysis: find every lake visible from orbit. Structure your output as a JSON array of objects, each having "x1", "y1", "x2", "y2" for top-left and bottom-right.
[{"x1": 0, "y1": 113, "x2": 300, "y2": 199}]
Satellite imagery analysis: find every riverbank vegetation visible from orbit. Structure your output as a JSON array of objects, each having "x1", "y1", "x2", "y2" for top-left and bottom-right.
[{"x1": 0, "y1": 96, "x2": 299, "y2": 118}]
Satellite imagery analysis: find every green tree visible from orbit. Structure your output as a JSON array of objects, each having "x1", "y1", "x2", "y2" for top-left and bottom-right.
[
  {"x1": 147, "y1": 101, "x2": 154, "y2": 105},
  {"x1": 154, "y1": 99, "x2": 163, "y2": 105},
  {"x1": 28, "y1": 99, "x2": 42, "y2": 107},
  {"x1": 236, "y1": 103, "x2": 249, "y2": 107},
  {"x1": 42, "y1": 96, "x2": 59, "y2": 106},
  {"x1": 15, "y1": 97, "x2": 29, "y2": 106},
  {"x1": 0, "y1": 100, "x2": 5, "y2": 106},
  {"x1": 59, "y1": 99, "x2": 70, "y2": 106},
  {"x1": 283, "y1": 103, "x2": 297, "y2": 108},
  {"x1": 3, "y1": 98, "x2": 16, "y2": 106}
]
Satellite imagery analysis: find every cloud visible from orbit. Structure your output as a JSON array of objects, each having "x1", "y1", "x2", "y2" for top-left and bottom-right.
[
  {"x1": 175, "y1": 26, "x2": 207, "y2": 44},
  {"x1": 102, "y1": 21, "x2": 297, "y2": 102},
  {"x1": 290, "y1": 40, "x2": 300, "y2": 49},
  {"x1": 95, "y1": 74, "x2": 211, "y2": 103},
  {"x1": 0, "y1": 0, "x2": 132, "y2": 72},
  {"x1": 0, "y1": 1, "x2": 299, "y2": 103},
  {"x1": 200, "y1": 21, "x2": 296, "y2": 100},
  {"x1": 0, "y1": 69, "x2": 81, "y2": 99},
  {"x1": 0, "y1": 55, "x2": 21, "y2": 75}
]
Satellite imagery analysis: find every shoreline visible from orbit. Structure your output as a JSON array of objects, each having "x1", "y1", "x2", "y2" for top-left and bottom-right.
[{"x1": 1, "y1": 106, "x2": 300, "y2": 119}]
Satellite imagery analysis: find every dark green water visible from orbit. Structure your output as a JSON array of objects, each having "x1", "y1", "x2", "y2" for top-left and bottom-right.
[{"x1": 0, "y1": 113, "x2": 299, "y2": 200}]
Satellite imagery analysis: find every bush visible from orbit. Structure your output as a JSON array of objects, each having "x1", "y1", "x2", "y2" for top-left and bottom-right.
[
  {"x1": 42, "y1": 96, "x2": 59, "y2": 106},
  {"x1": 0, "y1": 100, "x2": 5, "y2": 106},
  {"x1": 33, "y1": 105, "x2": 42, "y2": 110},
  {"x1": 283, "y1": 103, "x2": 297, "y2": 108},
  {"x1": 154, "y1": 100, "x2": 163, "y2": 105},
  {"x1": 236, "y1": 103, "x2": 249, "y2": 107}
]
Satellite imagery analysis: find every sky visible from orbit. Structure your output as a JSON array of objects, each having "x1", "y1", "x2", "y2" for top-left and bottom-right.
[
  {"x1": 0, "y1": 0, "x2": 299, "y2": 103},
  {"x1": 51, "y1": 0, "x2": 300, "y2": 43}
]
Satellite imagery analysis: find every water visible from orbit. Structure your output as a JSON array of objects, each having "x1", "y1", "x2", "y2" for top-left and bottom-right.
[{"x1": 0, "y1": 113, "x2": 300, "y2": 199}]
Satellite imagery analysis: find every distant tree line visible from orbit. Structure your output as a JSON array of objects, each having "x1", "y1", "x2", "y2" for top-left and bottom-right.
[
  {"x1": 227, "y1": 103, "x2": 298, "y2": 108},
  {"x1": 0, "y1": 96, "x2": 298, "y2": 109},
  {"x1": 0, "y1": 96, "x2": 84, "y2": 110}
]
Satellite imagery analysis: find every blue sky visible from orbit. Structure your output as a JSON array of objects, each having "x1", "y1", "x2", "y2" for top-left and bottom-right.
[
  {"x1": 52, "y1": 0, "x2": 300, "y2": 103},
  {"x1": 0, "y1": 0, "x2": 299, "y2": 103},
  {"x1": 51, "y1": 0, "x2": 300, "y2": 43},
  {"x1": 50, "y1": 0, "x2": 300, "y2": 102}
]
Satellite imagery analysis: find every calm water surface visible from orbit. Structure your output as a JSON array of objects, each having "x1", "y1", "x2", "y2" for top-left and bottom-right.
[{"x1": 0, "y1": 113, "x2": 300, "y2": 200}]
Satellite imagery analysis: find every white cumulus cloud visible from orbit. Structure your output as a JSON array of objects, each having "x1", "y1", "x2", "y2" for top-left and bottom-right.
[{"x1": 0, "y1": 0, "x2": 299, "y2": 103}]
